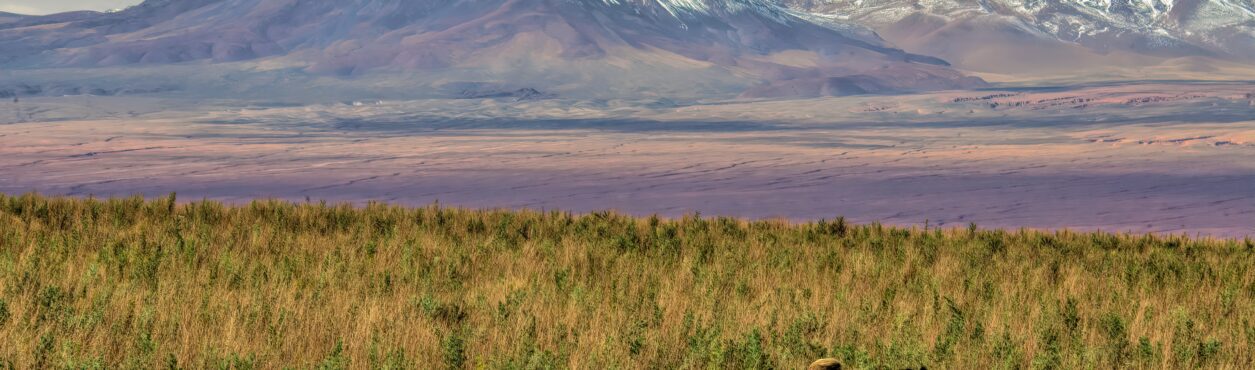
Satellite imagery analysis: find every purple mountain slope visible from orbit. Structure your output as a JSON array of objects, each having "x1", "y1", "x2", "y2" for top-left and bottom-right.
[
  {"x1": 0, "y1": 0, "x2": 985, "y2": 98},
  {"x1": 0, "y1": 11, "x2": 23, "y2": 23}
]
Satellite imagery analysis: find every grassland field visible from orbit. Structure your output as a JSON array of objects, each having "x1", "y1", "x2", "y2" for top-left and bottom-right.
[{"x1": 0, "y1": 193, "x2": 1251, "y2": 369}]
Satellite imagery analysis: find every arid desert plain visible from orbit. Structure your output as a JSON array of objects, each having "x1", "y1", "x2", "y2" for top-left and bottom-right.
[{"x1": 3, "y1": 81, "x2": 1253, "y2": 237}]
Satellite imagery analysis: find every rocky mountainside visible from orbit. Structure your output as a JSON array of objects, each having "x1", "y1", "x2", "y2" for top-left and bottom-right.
[
  {"x1": 777, "y1": 0, "x2": 1255, "y2": 74},
  {"x1": 0, "y1": 11, "x2": 25, "y2": 24},
  {"x1": 0, "y1": 0, "x2": 986, "y2": 99}
]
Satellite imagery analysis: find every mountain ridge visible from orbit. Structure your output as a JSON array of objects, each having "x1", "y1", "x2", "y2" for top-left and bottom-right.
[
  {"x1": 0, "y1": 0, "x2": 986, "y2": 99},
  {"x1": 777, "y1": 0, "x2": 1255, "y2": 76}
]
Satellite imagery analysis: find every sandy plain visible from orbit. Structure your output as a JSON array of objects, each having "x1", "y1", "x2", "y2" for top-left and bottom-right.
[{"x1": 1, "y1": 81, "x2": 1253, "y2": 237}]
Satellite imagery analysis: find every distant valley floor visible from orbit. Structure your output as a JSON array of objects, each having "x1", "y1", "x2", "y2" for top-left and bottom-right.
[{"x1": 1, "y1": 81, "x2": 1253, "y2": 237}]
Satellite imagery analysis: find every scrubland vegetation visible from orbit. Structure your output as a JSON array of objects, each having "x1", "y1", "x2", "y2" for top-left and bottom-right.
[{"x1": 0, "y1": 193, "x2": 1251, "y2": 369}]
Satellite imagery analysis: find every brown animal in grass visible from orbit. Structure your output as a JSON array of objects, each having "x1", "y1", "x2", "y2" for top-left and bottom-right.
[{"x1": 807, "y1": 358, "x2": 841, "y2": 370}]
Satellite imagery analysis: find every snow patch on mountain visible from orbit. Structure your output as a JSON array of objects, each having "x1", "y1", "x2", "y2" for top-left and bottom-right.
[{"x1": 782, "y1": 0, "x2": 1255, "y2": 60}]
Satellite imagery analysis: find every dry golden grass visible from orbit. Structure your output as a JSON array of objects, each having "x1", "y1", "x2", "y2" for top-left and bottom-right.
[{"x1": 0, "y1": 193, "x2": 1251, "y2": 369}]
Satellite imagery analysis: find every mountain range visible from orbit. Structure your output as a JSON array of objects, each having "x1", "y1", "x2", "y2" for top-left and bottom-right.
[
  {"x1": 779, "y1": 0, "x2": 1255, "y2": 76},
  {"x1": 2, "y1": 0, "x2": 1252, "y2": 100},
  {"x1": 0, "y1": 0, "x2": 988, "y2": 99}
]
